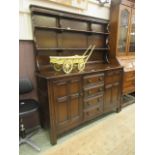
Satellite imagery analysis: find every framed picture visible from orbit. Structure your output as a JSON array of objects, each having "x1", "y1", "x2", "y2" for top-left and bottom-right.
[{"x1": 49, "y1": 0, "x2": 88, "y2": 10}]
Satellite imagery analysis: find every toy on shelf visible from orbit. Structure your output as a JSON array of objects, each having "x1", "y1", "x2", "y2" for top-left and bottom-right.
[{"x1": 49, "y1": 45, "x2": 96, "y2": 74}]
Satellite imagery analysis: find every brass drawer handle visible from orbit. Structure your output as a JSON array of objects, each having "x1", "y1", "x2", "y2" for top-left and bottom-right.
[
  {"x1": 87, "y1": 79, "x2": 92, "y2": 83},
  {"x1": 99, "y1": 87, "x2": 103, "y2": 92},
  {"x1": 99, "y1": 77, "x2": 103, "y2": 81}
]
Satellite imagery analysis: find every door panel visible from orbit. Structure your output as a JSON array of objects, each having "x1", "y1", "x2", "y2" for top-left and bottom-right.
[
  {"x1": 117, "y1": 5, "x2": 131, "y2": 56},
  {"x1": 70, "y1": 97, "x2": 80, "y2": 118},
  {"x1": 104, "y1": 70, "x2": 122, "y2": 113},
  {"x1": 128, "y1": 9, "x2": 135, "y2": 54},
  {"x1": 53, "y1": 77, "x2": 82, "y2": 134},
  {"x1": 104, "y1": 84, "x2": 112, "y2": 112},
  {"x1": 57, "y1": 100, "x2": 68, "y2": 124}
]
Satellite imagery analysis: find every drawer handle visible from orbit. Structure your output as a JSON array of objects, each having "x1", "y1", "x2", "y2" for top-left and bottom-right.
[
  {"x1": 87, "y1": 79, "x2": 92, "y2": 83},
  {"x1": 99, "y1": 77, "x2": 103, "y2": 81},
  {"x1": 86, "y1": 112, "x2": 89, "y2": 115},
  {"x1": 99, "y1": 87, "x2": 103, "y2": 92}
]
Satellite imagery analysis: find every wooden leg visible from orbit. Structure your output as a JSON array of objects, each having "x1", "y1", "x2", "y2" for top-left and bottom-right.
[
  {"x1": 49, "y1": 128, "x2": 57, "y2": 145},
  {"x1": 116, "y1": 106, "x2": 121, "y2": 113},
  {"x1": 47, "y1": 80, "x2": 57, "y2": 145}
]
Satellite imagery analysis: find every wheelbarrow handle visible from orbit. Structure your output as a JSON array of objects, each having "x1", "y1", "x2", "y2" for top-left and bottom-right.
[
  {"x1": 83, "y1": 45, "x2": 92, "y2": 56},
  {"x1": 85, "y1": 45, "x2": 96, "y2": 62}
]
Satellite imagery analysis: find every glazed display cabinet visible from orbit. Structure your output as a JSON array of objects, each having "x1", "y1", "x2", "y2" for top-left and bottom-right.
[{"x1": 109, "y1": 0, "x2": 135, "y2": 98}]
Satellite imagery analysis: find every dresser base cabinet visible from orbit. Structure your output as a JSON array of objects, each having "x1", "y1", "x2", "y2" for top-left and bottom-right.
[{"x1": 37, "y1": 68, "x2": 123, "y2": 144}]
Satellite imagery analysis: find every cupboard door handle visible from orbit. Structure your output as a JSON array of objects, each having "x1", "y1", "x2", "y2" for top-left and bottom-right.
[
  {"x1": 80, "y1": 92, "x2": 83, "y2": 96},
  {"x1": 87, "y1": 102, "x2": 90, "y2": 106},
  {"x1": 97, "y1": 108, "x2": 100, "y2": 111},
  {"x1": 97, "y1": 98, "x2": 101, "y2": 102}
]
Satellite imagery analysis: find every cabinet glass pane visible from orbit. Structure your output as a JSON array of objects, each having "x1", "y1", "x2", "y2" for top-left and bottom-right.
[
  {"x1": 118, "y1": 9, "x2": 129, "y2": 53},
  {"x1": 129, "y1": 12, "x2": 135, "y2": 52}
]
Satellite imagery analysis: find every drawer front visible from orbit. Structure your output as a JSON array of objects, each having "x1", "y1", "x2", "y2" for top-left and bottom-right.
[
  {"x1": 84, "y1": 105, "x2": 103, "y2": 121},
  {"x1": 84, "y1": 73, "x2": 104, "y2": 86},
  {"x1": 84, "y1": 85, "x2": 104, "y2": 98},
  {"x1": 105, "y1": 69, "x2": 122, "y2": 84},
  {"x1": 123, "y1": 79, "x2": 134, "y2": 87},
  {"x1": 123, "y1": 86, "x2": 135, "y2": 94},
  {"x1": 84, "y1": 95, "x2": 103, "y2": 109},
  {"x1": 123, "y1": 71, "x2": 135, "y2": 94},
  {"x1": 124, "y1": 71, "x2": 135, "y2": 81}
]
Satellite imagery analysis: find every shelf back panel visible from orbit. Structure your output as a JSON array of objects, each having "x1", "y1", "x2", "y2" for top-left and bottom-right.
[{"x1": 30, "y1": 5, "x2": 109, "y2": 72}]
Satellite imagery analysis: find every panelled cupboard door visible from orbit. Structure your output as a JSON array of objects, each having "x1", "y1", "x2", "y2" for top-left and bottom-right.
[
  {"x1": 104, "y1": 71, "x2": 122, "y2": 112},
  {"x1": 53, "y1": 77, "x2": 82, "y2": 134},
  {"x1": 104, "y1": 84, "x2": 120, "y2": 112},
  {"x1": 117, "y1": 5, "x2": 132, "y2": 56}
]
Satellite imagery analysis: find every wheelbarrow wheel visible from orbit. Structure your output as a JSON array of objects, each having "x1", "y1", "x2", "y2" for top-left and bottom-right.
[
  {"x1": 78, "y1": 62, "x2": 85, "y2": 72},
  {"x1": 53, "y1": 64, "x2": 61, "y2": 71},
  {"x1": 63, "y1": 60, "x2": 73, "y2": 74}
]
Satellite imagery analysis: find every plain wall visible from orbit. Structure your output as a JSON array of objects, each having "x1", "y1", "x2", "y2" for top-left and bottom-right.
[{"x1": 19, "y1": 0, "x2": 110, "y2": 40}]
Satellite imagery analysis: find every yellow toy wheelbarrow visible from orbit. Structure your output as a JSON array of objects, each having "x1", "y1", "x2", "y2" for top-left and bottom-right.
[{"x1": 49, "y1": 45, "x2": 95, "y2": 74}]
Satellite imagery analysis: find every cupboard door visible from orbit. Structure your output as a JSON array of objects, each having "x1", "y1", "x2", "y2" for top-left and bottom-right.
[
  {"x1": 104, "y1": 82, "x2": 121, "y2": 113},
  {"x1": 104, "y1": 70, "x2": 122, "y2": 113},
  {"x1": 117, "y1": 5, "x2": 131, "y2": 56},
  {"x1": 128, "y1": 9, "x2": 135, "y2": 54},
  {"x1": 53, "y1": 77, "x2": 82, "y2": 134}
]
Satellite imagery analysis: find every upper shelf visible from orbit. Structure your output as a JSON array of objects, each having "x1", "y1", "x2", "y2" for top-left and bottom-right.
[
  {"x1": 30, "y1": 5, "x2": 109, "y2": 24},
  {"x1": 35, "y1": 47, "x2": 109, "y2": 51},
  {"x1": 34, "y1": 26, "x2": 110, "y2": 35}
]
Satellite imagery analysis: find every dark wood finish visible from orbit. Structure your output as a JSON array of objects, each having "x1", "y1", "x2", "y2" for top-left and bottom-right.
[
  {"x1": 30, "y1": 5, "x2": 110, "y2": 71},
  {"x1": 123, "y1": 70, "x2": 135, "y2": 94},
  {"x1": 53, "y1": 76, "x2": 83, "y2": 134},
  {"x1": 104, "y1": 69, "x2": 123, "y2": 112},
  {"x1": 109, "y1": 0, "x2": 135, "y2": 96},
  {"x1": 109, "y1": 0, "x2": 135, "y2": 57},
  {"x1": 30, "y1": 5, "x2": 123, "y2": 145},
  {"x1": 37, "y1": 66, "x2": 123, "y2": 144}
]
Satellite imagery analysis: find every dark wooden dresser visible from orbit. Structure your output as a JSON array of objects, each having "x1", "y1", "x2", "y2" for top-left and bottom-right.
[{"x1": 30, "y1": 5, "x2": 123, "y2": 144}]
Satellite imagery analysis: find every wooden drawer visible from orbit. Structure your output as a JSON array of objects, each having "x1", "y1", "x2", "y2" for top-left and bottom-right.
[
  {"x1": 123, "y1": 71, "x2": 135, "y2": 94},
  {"x1": 84, "y1": 105, "x2": 103, "y2": 121},
  {"x1": 123, "y1": 79, "x2": 134, "y2": 87},
  {"x1": 123, "y1": 80, "x2": 135, "y2": 94},
  {"x1": 84, "y1": 94, "x2": 103, "y2": 109},
  {"x1": 124, "y1": 71, "x2": 135, "y2": 82},
  {"x1": 83, "y1": 73, "x2": 104, "y2": 86},
  {"x1": 105, "y1": 69, "x2": 122, "y2": 84},
  {"x1": 123, "y1": 86, "x2": 135, "y2": 94},
  {"x1": 84, "y1": 84, "x2": 104, "y2": 98}
]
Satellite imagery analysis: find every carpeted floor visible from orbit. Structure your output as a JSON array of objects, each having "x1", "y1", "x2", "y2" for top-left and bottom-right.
[{"x1": 19, "y1": 104, "x2": 135, "y2": 155}]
